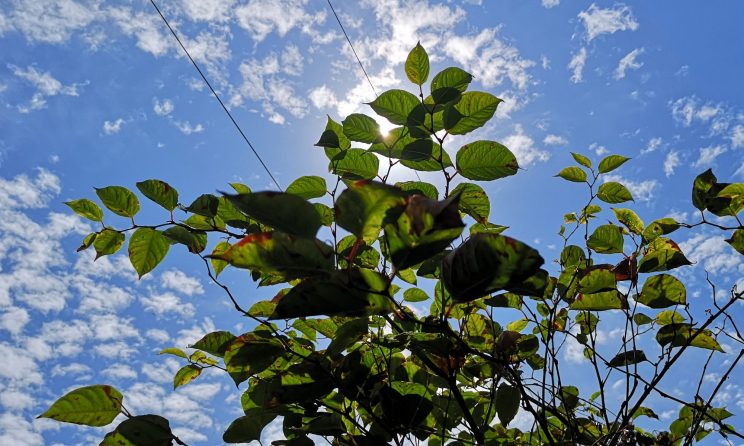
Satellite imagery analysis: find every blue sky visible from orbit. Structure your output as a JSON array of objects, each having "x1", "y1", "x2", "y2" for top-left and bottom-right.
[{"x1": 1, "y1": 1, "x2": 743, "y2": 444}]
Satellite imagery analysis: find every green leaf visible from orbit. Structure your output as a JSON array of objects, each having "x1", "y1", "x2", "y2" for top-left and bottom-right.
[
  {"x1": 230, "y1": 182, "x2": 252, "y2": 194},
  {"x1": 726, "y1": 229, "x2": 744, "y2": 255},
  {"x1": 400, "y1": 142, "x2": 453, "y2": 172},
  {"x1": 638, "y1": 237, "x2": 692, "y2": 273},
  {"x1": 570, "y1": 290, "x2": 627, "y2": 311},
  {"x1": 329, "y1": 148, "x2": 379, "y2": 180},
  {"x1": 65, "y1": 198, "x2": 103, "y2": 222},
  {"x1": 637, "y1": 274, "x2": 686, "y2": 308},
  {"x1": 101, "y1": 415, "x2": 173, "y2": 446},
  {"x1": 495, "y1": 384, "x2": 520, "y2": 426},
  {"x1": 587, "y1": 224, "x2": 624, "y2": 254},
  {"x1": 95, "y1": 186, "x2": 140, "y2": 218},
  {"x1": 159, "y1": 347, "x2": 187, "y2": 358},
  {"x1": 431, "y1": 67, "x2": 473, "y2": 93},
  {"x1": 560, "y1": 245, "x2": 587, "y2": 268},
  {"x1": 342, "y1": 113, "x2": 381, "y2": 143},
  {"x1": 335, "y1": 181, "x2": 406, "y2": 243},
  {"x1": 38, "y1": 385, "x2": 122, "y2": 427},
  {"x1": 656, "y1": 324, "x2": 724, "y2": 352},
  {"x1": 448, "y1": 92, "x2": 502, "y2": 135},
  {"x1": 396, "y1": 181, "x2": 439, "y2": 200},
  {"x1": 612, "y1": 208, "x2": 644, "y2": 234},
  {"x1": 174, "y1": 365, "x2": 201, "y2": 389},
  {"x1": 404, "y1": 288, "x2": 429, "y2": 302},
  {"x1": 368, "y1": 89, "x2": 420, "y2": 125},
  {"x1": 384, "y1": 194, "x2": 465, "y2": 269},
  {"x1": 224, "y1": 332, "x2": 286, "y2": 385},
  {"x1": 76, "y1": 233, "x2": 97, "y2": 252},
  {"x1": 597, "y1": 181, "x2": 633, "y2": 203},
  {"x1": 578, "y1": 267, "x2": 616, "y2": 294},
  {"x1": 642, "y1": 218, "x2": 680, "y2": 244},
  {"x1": 162, "y1": 226, "x2": 207, "y2": 253},
  {"x1": 186, "y1": 194, "x2": 219, "y2": 217},
  {"x1": 369, "y1": 126, "x2": 416, "y2": 159},
  {"x1": 209, "y1": 232, "x2": 334, "y2": 279},
  {"x1": 442, "y1": 233, "x2": 544, "y2": 302},
  {"x1": 405, "y1": 42, "x2": 430, "y2": 85},
  {"x1": 401, "y1": 138, "x2": 434, "y2": 161},
  {"x1": 94, "y1": 229, "x2": 125, "y2": 259},
  {"x1": 633, "y1": 313, "x2": 653, "y2": 325},
  {"x1": 709, "y1": 183, "x2": 744, "y2": 216},
  {"x1": 598, "y1": 154, "x2": 630, "y2": 174},
  {"x1": 608, "y1": 350, "x2": 647, "y2": 367},
  {"x1": 326, "y1": 318, "x2": 368, "y2": 356},
  {"x1": 286, "y1": 175, "x2": 327, "y2": 200},
  {"x1": 555, "y1": 166, "x2": 587, "y2": 183},
  {"x1": 190, "y1": 331, "x2": 236, "y2": 358},
  {"x1": 456, "y1": 140, "x2": 518, "y2": 181},
  {"x1": 226, "y1": 192, "x2": 321, "y2": 239},
  {"x1": 270, "y1": 269, "x2": 394, "y2": 319},
  {"x1": 136, "y1": 179, "x2": 178, "y2": 211},
  {"x1": 656, "y1": 310, "x2": 686, "y2": 325},
  {"x1": 571, "y1": 152, "x2": 592, "y2": 169},
  {"x1": 127, "y1": 228, "x2": 169, "y2": 278},
  {"x1": 223, "y1": 410, "x2": 277, "y2": 443},
  {"x1": 691, "y1": 169, "x2": 717, "y2": 211},
  {"x1": 507, "y1": 318, "x2": 528, "y2": 332},
  {"x1": 451, "y1": 182, "x2": 490, "y2": 223},
  {"x1": 315, "y1": 116, "x2": 350, "y2": 153},
  {"x1": 210, "y1": 241, "x2": 230, "y2": 276}
]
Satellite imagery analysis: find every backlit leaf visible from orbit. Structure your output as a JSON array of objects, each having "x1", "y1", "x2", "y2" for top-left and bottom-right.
[
  {"x1": 598, "y1": 154, "x2": 630, "y2": 174},
  {"x1": 637, "y1": 274, "x2": 686, "y2": 308},
  {"x1": 226, "y1": 192, "x2": 321, "y2": 239},
  {"x1": 656, "y1": 324, "x2": 723, "y2": 352},
  {"x1": 642, "y1": 218, "x2": 680, "y2": 244},
  {"x1": 65, "y1": 198, "x2": 103, "y2": 222},
  {"x1": 726, "y1": 229, "x2": 744, "y2": 255},
  {"x1": 569, "y1": 290, "x2": 627, "y2": 311},
  {"x1": 404, "y1": 288, "x2": 429, "y2": 302},
  {"x1": 136, "y1": 179, "x2": 178, "y2": 211},
  {"x1": 587, "y1": 224, "x2": 624, "y2": 254},
  {"x1": 38, "y1": 385, "x2": 122, "y2": 427},
  {"x1": 162, "y1": 226, "x2": 207, "y2": 253},
  {"x1": 190, "y1": 331, "x2": 236, "y2": 358},
  {"x1": 223, "y1": 410, "x2": 277, "y2": 443},
  {"x1": 286, "y1": 176, "x2": 327, "y2": 200},
  {"x1": 442, "y1": 233, "x2": 544, "y2": 302},
  {"x1": 597, "y1": 182, "x2": 633, "y2": 203},
  {"x1": 638, "y1": 237, "x2": 692, "y2": 273},
  {"x1": 329, "y1": 148, "x2": 379, "y2": 180},
  {"x1": 448, "y1": 92, "x2": 502, "y2": 135},
  {"x1": 396, "y1": 181, "x2": 439, "y2": 200},
  {"x1": 571, "y1": 152, "x2": 592, "y2": 168},
  {"x1": 612, "y1": 208, "x2": 644, "y2": 234},
  {"x1": 368, "y1": 89, "x2": 420, "y2": 125},
  {"x1": 209, "y1": 232, "x2": 334, "y2": 279},
  {"x1": 692, "y1": 168, "x2": 717, "y2": 211},
  {"x1": 457, "y1": 140, "x2": 518, "y2": 181},
  {"x1": 451, "y1": 182, "x2": 490, "y2": 223},
  {"x1": 335, "y1": 180, "x2": 406, "y2": 243},
  {"x1": 555, "y1": 166, "x2": 587, "y2": 183},
  {"x1": 94, "y1": 229, "x2": 125, "y2": 259},
  {"x1": 128, "y1": 228, "x2": 169, "y2": 278},
  {"x1": 173, "y1": 365, "x2": 201, "y2": 389},
  {"x1": 159, "y1": 347, "x2": 187, "y2": 359},
  {"x1": 342, "y1": 113, "x2": 381, "y2": 143},
  {"x1": 405, "y1": 42, "x2": 430, "y2": 85},
  {"x1": 431, "y1": 67, "x2": 473, "y2": 92},
  {"x1": 186, "y1": 194, "x2": 219, "y2": 217},
  {"x1": 95, "y1": 186, "x2": 140, "y2": 218},
  {"x1": 210, "y1": 241, "x2": 230, "y2": 276}
]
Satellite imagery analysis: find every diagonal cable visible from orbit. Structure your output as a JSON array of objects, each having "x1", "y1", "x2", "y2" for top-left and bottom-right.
[
  {"x1": 148, "y1": 0, "x2": 282, "y2": 191},
  {"x1": 326, "y1": 0, "x2": 378, "y2": 98}
]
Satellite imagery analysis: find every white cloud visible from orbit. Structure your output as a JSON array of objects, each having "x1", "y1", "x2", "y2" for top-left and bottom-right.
[
  {"x1": 730, "y1": 124, "x2": 744, "y2": 149},
  {"x1": 692, "y1": 144, "x2": 727, "y2": 168},
  {"x1": 0, "y1": 343, "x2": 42, "y2": 386},
  {"x1": 568, "y1": 47, "x2": 587, "y2": 83},
  {"x1": 443, "y1": 27, "x2": 534, "y2": 90},
  {"x1": 542, "y1": 0, "x2": 559, "y2": 8},
  {"x1": 502, "y1": 125, "x2": 550, "y2": 167},
  {"x1": 0, "y1": 307, "x2": 29, "y2": 336},
  {"x1": 234, "y1": 0, "x2": 328, "y2": 44},
  {"x1": 680, "y1": 234, "x2": 743, "y2": 274},
  {"x1": 543, "y1": 134, "x2": 568, "y2": 146},
  {"x1": 141, "y1": 292, "x2": 196, "y2": 318},
  {"x1": 589, "y1": 142, "x2": 608, "y2": 156},
  {"x1": 670, "y1": 96, "x2": 728, "y2": 133},
  {"x1": 50, "y1": 363, "x2": 91, "y2": 377},
  {"x1": 642, "y1": 136, "x2": 662, "y2": 154},
  {"x1": 578, "y1": 3, "x2": 639, "y2": 42},
  {"x1": 182, "y1": 0, "x2": 235, "y2": 22},
  {"x1": 614, "y1": 47, "x2": 644, "y2": 80},
  {"x1": 0, "y1": 413, "x2": 44, "y2": 446},
  {"x1": 108, "y1": 7, "x2": 171, "y2": 57},
  {"x1": 308, "y1": 85, "x2": 338, "y2": 110},
  {"x1": 146, "y1": 328, "x2": 171, "y2": 344},
  {"x1": 160, "y1": 270, "x2": 203, "y2": 296},
  {"x1": 101, "y1": 363, "x2": 138, "y2": 380},
  {"x1": 153, "y1": 98, "x2": 174, "y2": 116},
  {"x1": 664, "y1": 150, "x2": 680, "y2": 178},
  {"x1": 174, "y1": 121, "x2": 204, "y2": 135},
  {"x1": 603, "y1": 174, "x2": 659, "y2": 202},
  {"x1": 9, "y1": 65, "x2": 83, "y2": 113},
  {"x1": 0, "y1": 0, "x2": 98, "y2": 44},
  {"x1": 281, "y1": 45, "x2": 304, "y2": 76},
  {"x1": 0, "y1": 389, "x2": 35, "y2": 411},
  {"x1": 102, "y1": 118, "x2": 124, "y2": 135}
]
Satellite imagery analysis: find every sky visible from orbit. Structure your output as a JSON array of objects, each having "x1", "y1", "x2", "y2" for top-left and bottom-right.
[{"x1": 1, "y1": 0, "x2": 744, "y2": 444}]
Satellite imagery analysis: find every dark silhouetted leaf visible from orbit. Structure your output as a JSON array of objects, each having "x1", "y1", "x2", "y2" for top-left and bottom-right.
[
  {"x1": 226, "y1": 192, "x2": 321, "y2": 239},
  {"x1": 638, "y1": 237, "x2": 692, "y2": 273},
  {"x1": 726, "y1": 229, "x2": 744, "y2": 255},
  {"x1": 656, "y1": 324, "x2": 723, "y2": 352},
  {"x1": 608, "y1": 350, "x2": 647, "y2": 367},
  {"x1": 495, "y1": 384, "x2": 520, "y2": 426},
  {"x1": 335, "y1": 180, "x2": 406, "y2": 243},
  {"x1": 223, "y1": 410, "x2": 277, "y2": 443},
  {"x1": 101, "y1": 415, "x2": 172, "y2": 446}
]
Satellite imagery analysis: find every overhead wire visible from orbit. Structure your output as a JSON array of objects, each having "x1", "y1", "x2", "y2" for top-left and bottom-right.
[{"x1": 148, "y1": 0, "x2": 283, "y2": 191}]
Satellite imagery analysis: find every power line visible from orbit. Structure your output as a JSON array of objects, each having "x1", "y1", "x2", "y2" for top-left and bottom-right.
[
  {"x1": 148, "y1": 0, "x2": 283, "y2": 191},
  {"x1": 326, "y1": 0, "x2": 378, "y2": 98}
]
